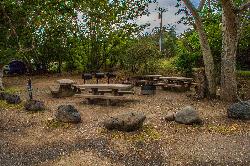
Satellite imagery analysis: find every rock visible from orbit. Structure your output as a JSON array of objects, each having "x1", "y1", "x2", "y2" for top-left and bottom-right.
[
  {"x1": 165, "y1": 112, "x2": 175, "y2": 121},
  {"x1": 5, "y1": 94, "x2": 21, "y2": 104},
  {"x1": 227, "y1": 101, "x2": 250, "y2": 120},
  {"x1": 0, "y1": 92, "x2": 8, "y2": 100},
  {"x1": 24, "y1": 100, "x2": 45, "y2": 112},
  {"x1": 103, "y1": 112, "x2": 146, "y2": 132},
  {"x1": 55, "y1": 105, "x2": 81, "y2": 123},
  {"x1": 175, "y1": 106, "x2": 202, "y2": 125}
]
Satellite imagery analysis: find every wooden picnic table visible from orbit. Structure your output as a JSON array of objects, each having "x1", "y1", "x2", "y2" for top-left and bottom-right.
[
  {"x1": 75, "y1": 84, "x2": 133, "y2": 95},
  {"x1": 57, "y1": 79, "x2": 76, "y2": 85},
  {"x1": 74, "y1": 84, "x2": 134, "y2": 105},
  {"x1": 159, "y1": 77, "x2": 193, "y2": 83},
  {"x1": 50, "y1": 79, "x2": 76, "y2": 98},
  {"x1": 132, "y1": 74, "x2": 162, "y2": 86},
  {"x1": 158, "y1": 77, "x2": 194, "y2": 91},
  {"x1": 142, "y1": 75, "x2": 162, "y2": 78}
]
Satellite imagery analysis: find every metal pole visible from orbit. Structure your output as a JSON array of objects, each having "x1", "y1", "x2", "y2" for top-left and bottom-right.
[
  {"x1": 27, "y1": 78, "x2": 33, "y2": 100},
  {"x1": 159, "y1": 10, "x2": 163, "y2": 52}
]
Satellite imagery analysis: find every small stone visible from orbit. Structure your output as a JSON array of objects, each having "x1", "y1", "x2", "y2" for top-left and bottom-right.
[
  {"x1": 5, "y1": 94, "x2": 21, "y2": 104},
  {"x1": 55, "y1": 105, "x2": 81, "y2": 123},
  {"x1": 175, "y1": 106, "x2": 202, "y2": 125},
  {"x1": 48, "y1": 117, "x2": 53, "y2": 121},
  {"x1": 165, "y1": 112, "x2": 175, "y2": 121}
]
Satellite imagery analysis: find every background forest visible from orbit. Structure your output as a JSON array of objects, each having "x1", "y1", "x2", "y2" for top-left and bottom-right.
[{"x1": 0, "y1": 0, "x2": 249, "y2": 75}]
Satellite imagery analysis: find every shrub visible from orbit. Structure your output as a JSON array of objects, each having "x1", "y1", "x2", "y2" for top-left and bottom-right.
[
  {"x1": 174, "y1": 52, "x2": 201, "y2": 76},
  {"x1": 122, "y1": 40, "x2": 161, "y2": 74}
]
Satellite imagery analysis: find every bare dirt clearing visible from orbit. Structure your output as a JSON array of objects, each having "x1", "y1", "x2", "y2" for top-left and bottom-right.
[{"x1": 0, "y1": 75, "x2": 249, "y2": 166}]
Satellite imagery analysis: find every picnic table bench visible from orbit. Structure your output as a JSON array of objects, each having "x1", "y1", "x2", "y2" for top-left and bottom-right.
[
  {"x1": 73, "y1": 84, "x2": 134, "y2": 105},
  {"x1": 159, "y1": 77, "x2": 194, "y2": 91}
]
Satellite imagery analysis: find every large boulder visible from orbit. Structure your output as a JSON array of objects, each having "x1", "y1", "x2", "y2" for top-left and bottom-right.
[
  {"x1": 5, "y1": 94, "x2": 21, "y2": 104},
  {"x1": 24, "y1": 100, "x2": 45, "y2": 112},
  {"x1": 103, "y1": 112, "x2": 146, "y2": 132},
  {"x1": 227, "y1": 101, "x2": 250, "y2": 120},
  {"x1": 55, "y1": 105, "x2": 81, "y2": 123},
  {"x1": 175, "y1": 106, "x2": 202, "y2": 125}
]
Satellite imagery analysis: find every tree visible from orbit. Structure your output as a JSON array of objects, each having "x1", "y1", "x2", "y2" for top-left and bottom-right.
[
  {"x1": 220, "y1": 0, "x2": 250, "y2": 101},
  {"x1": 177, "y1": 0, "x2": 216, "y2": 97},
  {"x1": 178, "y1": 0, "x2": 250, "y2": 101},
  {"x1": 78, "y1": 0, "x2": 154, "y2": 72}
]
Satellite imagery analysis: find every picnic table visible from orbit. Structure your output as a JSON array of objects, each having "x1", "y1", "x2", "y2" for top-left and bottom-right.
[
  {"x1": 50, "y1": 79, "x2": 76, "y2": 98},
  {"x1": 132, "y1": 74, "x2": 162, "y2": 86},
  {"x1": 141, "y1": 75, "x2": 162, "y2": 80},
  {"x1": 158, "y1": 76, "x2": 194, "y2": 91},
  {"x1": 159, "y1": 77, "x2": 193, "y2": 84},
  {"x1": 74, "y1": 84, "x2": 134, "y2": 105}
]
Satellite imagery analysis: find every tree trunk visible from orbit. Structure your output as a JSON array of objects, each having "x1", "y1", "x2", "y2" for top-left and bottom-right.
[
  {"x1": 182, "y1": 0, "x2": 217, "y2": 97},
  {"x1": 220, "y1": 0, "x2": 238, "y2": 102},
  {"x1": 195, "y1": 18, "x2": 217, "y2": 97}
]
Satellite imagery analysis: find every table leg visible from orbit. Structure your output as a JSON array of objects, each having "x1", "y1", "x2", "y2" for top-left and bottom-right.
[
  {"x1": 91, "y1": 88, "x2": 98, "y2": 95},
  {"x1": 112, "y1": 89, "x2": 119, "y2": 96}
]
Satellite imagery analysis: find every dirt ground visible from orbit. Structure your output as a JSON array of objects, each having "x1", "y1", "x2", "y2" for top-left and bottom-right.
[{"x1": 0, "y1": 74, "x2": 249, "y2": 166}]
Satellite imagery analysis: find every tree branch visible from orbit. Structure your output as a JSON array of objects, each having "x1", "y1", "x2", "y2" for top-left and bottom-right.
[
  {"x1": 182, "y1": 0, "x2": 199, "y2": 20},
  {"x1": 198, "y1": 0, "x2": 206, "y2": 11},
  {"x1": 239, "y1": 1, "x2": 250, "y2": 13}
]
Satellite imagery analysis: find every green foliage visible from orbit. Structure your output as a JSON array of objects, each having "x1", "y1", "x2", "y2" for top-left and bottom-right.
[
  {"x1": 122, "y1": 39, "x2": 161, "y2": 74},
  {"x1": 237, "y1": 70, "x2": 250, "y2": 78},
  {"x1": 174, "y1": 52, "x2": 201, "y2": 76},
  {"x1": 4, "y1": 87, "x2": 22, "y2": 95},
  {"x1": 0, "y1": 100, "x2": 24, "y2": 110},
  {"x1": 173, "y1": 31, "x2": 202, "y2": 76},
  {"x1": 158, "y1": 58, "x2": 177, "y2": 75},
  {"x1": 0, "y1": 0, "x2": 155, "y2": 73}
]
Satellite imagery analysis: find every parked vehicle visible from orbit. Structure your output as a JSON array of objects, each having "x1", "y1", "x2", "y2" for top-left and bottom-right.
[{"x1": 3, "y1": 60, "x2": 27, "y2": 75}]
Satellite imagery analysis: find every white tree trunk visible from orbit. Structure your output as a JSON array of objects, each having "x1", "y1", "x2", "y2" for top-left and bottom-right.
[
  {"x1": 195, "y1": 18, "x2": 216, "y2": 97},
  {"x1": 220, "y1": 0, "x2": 238, "y2": 102},
  {"x1": 182, "y1": 0, "x2": 217, "y2": 97}
]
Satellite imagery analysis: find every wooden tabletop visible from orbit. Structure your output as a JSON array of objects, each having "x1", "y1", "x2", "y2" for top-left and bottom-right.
[
  {"x1": 74, "y1": 84, "x2": 133, "y2": 90},
  {"x1": 57, "y1": 79, "x2": 76, "y2": 85},
  {"x1": 142, "y1": 75, "x2": 162, "y2": 78},
  {"x1": 159, "y1": 77, "x2": 193, "y2": 81}
]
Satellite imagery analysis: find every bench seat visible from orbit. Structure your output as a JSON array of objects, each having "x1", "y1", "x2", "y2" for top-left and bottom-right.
[
  {"x1": 74, "y1": 94, "x2": 126, "y2": 100},
  {"x1": 118, "y1": 90, "x2": 134, "y2": 95}
]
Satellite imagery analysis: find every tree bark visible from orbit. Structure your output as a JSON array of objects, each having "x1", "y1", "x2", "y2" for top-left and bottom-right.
[
  {"x1": 182, "y1": 0, "x2": 217, "y2": 97},
  {"x1": 220, "y1": 0, "x2": 239, "y2": 102}
]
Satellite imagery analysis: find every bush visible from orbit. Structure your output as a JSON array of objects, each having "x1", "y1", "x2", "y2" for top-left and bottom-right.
[
  {"x1": 174, "y1": 52, "x2": 201, "y2": 76},
  {"x1": 122, "y1": 40, "x2": 161, "y2": 74},
  {"x1": 158, "y1": 58, "x2": 178, "y2": 75}
]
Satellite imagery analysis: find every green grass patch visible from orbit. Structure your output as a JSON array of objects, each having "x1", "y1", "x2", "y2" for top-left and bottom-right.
[
  {"x1": 0, "y1": 100, "x2": 24, "y2": 110},
  {"x1": 207, "y1": 124, "x2": 240, "y2": 134},
  {"x1": 4, "y1": 87, "x2": 22, "y2": 94},
  {"x1": 237, "y1": 70, "x2": 250, "y2": 78},
  {"x1": 100, "y1": 124, "x2": 161, "y2": 143},
  {"x1": 45, "y1": 118, "x2": 70, "y2": 129}
]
